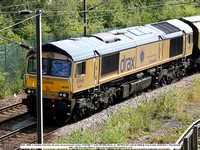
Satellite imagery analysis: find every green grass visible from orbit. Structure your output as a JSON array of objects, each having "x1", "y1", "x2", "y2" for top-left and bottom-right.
[{"x1": 52, "y1": 75, "x2": 200, "y2": 145}]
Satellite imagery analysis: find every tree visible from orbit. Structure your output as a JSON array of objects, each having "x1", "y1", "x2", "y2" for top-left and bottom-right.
[{"x1": 0, "y1": 12, "x2": 23, "y2": 45}]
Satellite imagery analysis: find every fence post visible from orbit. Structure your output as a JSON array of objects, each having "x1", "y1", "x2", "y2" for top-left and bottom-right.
[
  {"x1": 184, "y1": 137, "x2": 189, "y2": 150},
  {"x1": 193, "y1": 125, "x2": 198, "y2": 150}
]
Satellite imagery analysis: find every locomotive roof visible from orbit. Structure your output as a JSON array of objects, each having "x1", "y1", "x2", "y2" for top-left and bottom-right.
[
  {"x1": 182, "y1": 15, "x2": 200, "y2": 29},
  {"x1": 41, "y1": 19, "x2": 193, "y2": 62},
  {"x1": 182, "y1": 15, "x2": 200, "y2": 23}
]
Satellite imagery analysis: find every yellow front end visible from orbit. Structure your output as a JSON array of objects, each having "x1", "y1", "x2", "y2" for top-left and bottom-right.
[
  {"x1": 22, "y1": 52, "x2": 74, "y2": 122},
  {"x1": 25, "y1": 75, "x2": 72, "y2": 100}
]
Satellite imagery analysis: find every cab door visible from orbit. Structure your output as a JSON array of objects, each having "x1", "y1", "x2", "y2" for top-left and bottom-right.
[{"x1": 73, "y1": 58, "x2": 97, "y2": 93}]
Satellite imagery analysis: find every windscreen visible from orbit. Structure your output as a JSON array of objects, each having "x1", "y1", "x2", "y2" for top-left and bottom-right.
[
  {"x1": 27, "y1": 57, "x2": 72, "y2": 77},
  {"x1": 51, "y1": 59, "x2": 71, "y2": 77}
]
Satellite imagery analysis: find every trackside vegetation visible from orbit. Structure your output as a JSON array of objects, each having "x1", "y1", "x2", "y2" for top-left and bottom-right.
[
  {"x1": 0, "y1": 71, "x2": 23, "y2": 98},
  {"x1": 51, "y1": 75, "x2": 200, "y2": 144},
  {"x1": 0, "y1": 0, "x2": 200, "y2": 98}
]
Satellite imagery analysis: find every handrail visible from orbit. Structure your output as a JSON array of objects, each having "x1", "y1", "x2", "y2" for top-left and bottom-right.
[{"x1": 175, "y1": 119, "x2": 200, "y2": 150}]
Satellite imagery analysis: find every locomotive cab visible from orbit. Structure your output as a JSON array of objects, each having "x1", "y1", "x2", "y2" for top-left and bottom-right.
[
  {"x1": 23, "y1": 50, "x2": 74, "y2": 122},
  {"x1": 23, "y1": 39, "x2": 100, "y2": 123}
]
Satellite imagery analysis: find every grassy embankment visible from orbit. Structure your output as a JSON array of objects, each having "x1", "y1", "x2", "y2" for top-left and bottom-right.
[{"x1": 52, "y1": 75, "x2": 200, "y2": 145}]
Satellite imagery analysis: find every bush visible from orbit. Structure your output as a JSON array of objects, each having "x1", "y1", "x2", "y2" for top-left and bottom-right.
[
  {"x1": 0, "y1": 72, "x2": 10, "y2": 98},
  {"x1": 0, "y1": 71, "x2": 23, "y2": 99}
]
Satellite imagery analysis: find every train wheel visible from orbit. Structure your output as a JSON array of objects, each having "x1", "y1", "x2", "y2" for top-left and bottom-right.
[
  {"x1": 88, "y1": 108, "x2": 94, "y2": 116},
  {"x1": 102, "y1": 101, "x2": 109, "y2": 109},
  {"x1": 108, "y1": 96, "x2": 114, "y2": 105},
  {"x1": 87, "y1": 105, "x2": 95, "y2": 116},
  {"x1": 159, "y1": 76, "x2": 167, "y2": 87},
  {"x1": 71, "y1": 110, "x2": 80, "y2": 122}
]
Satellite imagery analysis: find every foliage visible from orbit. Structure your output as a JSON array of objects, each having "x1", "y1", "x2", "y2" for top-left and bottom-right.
[
  {"x1": 52, "y1": 75, "x2": 200, "y2": 144},
  {"x1": 0, "y1": 12, "x2": 23, "y2": 45},
  {"x1": 151, "y1": 127, "x2": 187, "y2": 144},
  {"x1": 0, "y1": 70, "x2": 23, "y2": 99},
  {"x1": 0, "y1": 71, "x2": 10, "y2": 98},
  {"x1": 1, "y1": 0, "x2": 200, "y2": 40}
]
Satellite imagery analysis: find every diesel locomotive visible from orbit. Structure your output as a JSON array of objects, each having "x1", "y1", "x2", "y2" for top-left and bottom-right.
[{"x1": 22, "y1": 15, "x2": 200, "y2": 122}]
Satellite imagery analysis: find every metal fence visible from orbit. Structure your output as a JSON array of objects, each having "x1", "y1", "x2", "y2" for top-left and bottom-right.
[
  {"x1": 0, "y1": 36, "x2": 70, "y2": 79},
  {"x1": 0, "y1": 43, "x2": 29, "y2": 78},
  {"x1": 175, "y1": 119, "x2": 200, "y2": 150}
]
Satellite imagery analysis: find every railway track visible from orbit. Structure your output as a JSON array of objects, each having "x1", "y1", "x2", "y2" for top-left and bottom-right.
[
  {"x1": 0, "y1": 102, "x2": 36, "y2": 148},
  {"x1": 0, "y1": 113, "x2": 38, "y2": 149},
  {"x1": 0, "y1": 120, "x2": 58, "y2": 150},
  {"x1": 14, "y1": 123, "x2": 70, "y2": 150},
  {"x1": 0, "y1": 112, "x2": 28, "y2": 125},
  {"x1": 0, "y1": 111, "x2": 35, "y2": 140},
  {"x1": 0, "y1": 121, "x2": 36, "y2": 141},
  {"x1": 0, "y1": 98, "x2": 61, "y2": 149},
  {"x1": 0, "y1": 102, "x2": 23, "y2": 112},
  {"x1": 0, "y1": 102, "x2": 27, "y2": 122}
]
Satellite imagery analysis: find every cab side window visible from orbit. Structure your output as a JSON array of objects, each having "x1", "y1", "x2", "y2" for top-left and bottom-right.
[{"x1": 75, "y1": 62, "x2": 86, "y2": 77}]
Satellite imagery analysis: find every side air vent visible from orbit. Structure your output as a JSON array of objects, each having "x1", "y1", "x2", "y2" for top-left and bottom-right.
[
  {"x1": 151, "y1": 22, "x2": 181, "y2": 34},
  {"x1": 101, "y1": 53, "x2": 119, "y2": 75},
  {"x1": 170, "y1": 36, "x2": 183, "y2": 57}
]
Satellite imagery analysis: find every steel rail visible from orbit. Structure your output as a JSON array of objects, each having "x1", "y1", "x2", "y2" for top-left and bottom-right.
[
  {"x1": 14, "y1": 122, "x2": 66, "y2": 150},
  {"x1": 0, "y1": 121, "x2": 36, "y2": 141},
  {"x1": 0, "y1": 102, "x2": 23, "y2": 112},
  {"x1": 0, "y1": 112, "x2": 28, "y2": 125}
]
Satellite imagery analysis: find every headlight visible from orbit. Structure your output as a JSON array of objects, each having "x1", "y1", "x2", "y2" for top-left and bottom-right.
[
  {"x1": 59, "y1": 92, "x2": 69, "y2": 98},
  {"x1": 25, "y1": 89, "x2": 35, "y2": 94},
  {"x1": 63, "y1": 93, "x2": 67, "y2": 97}
]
